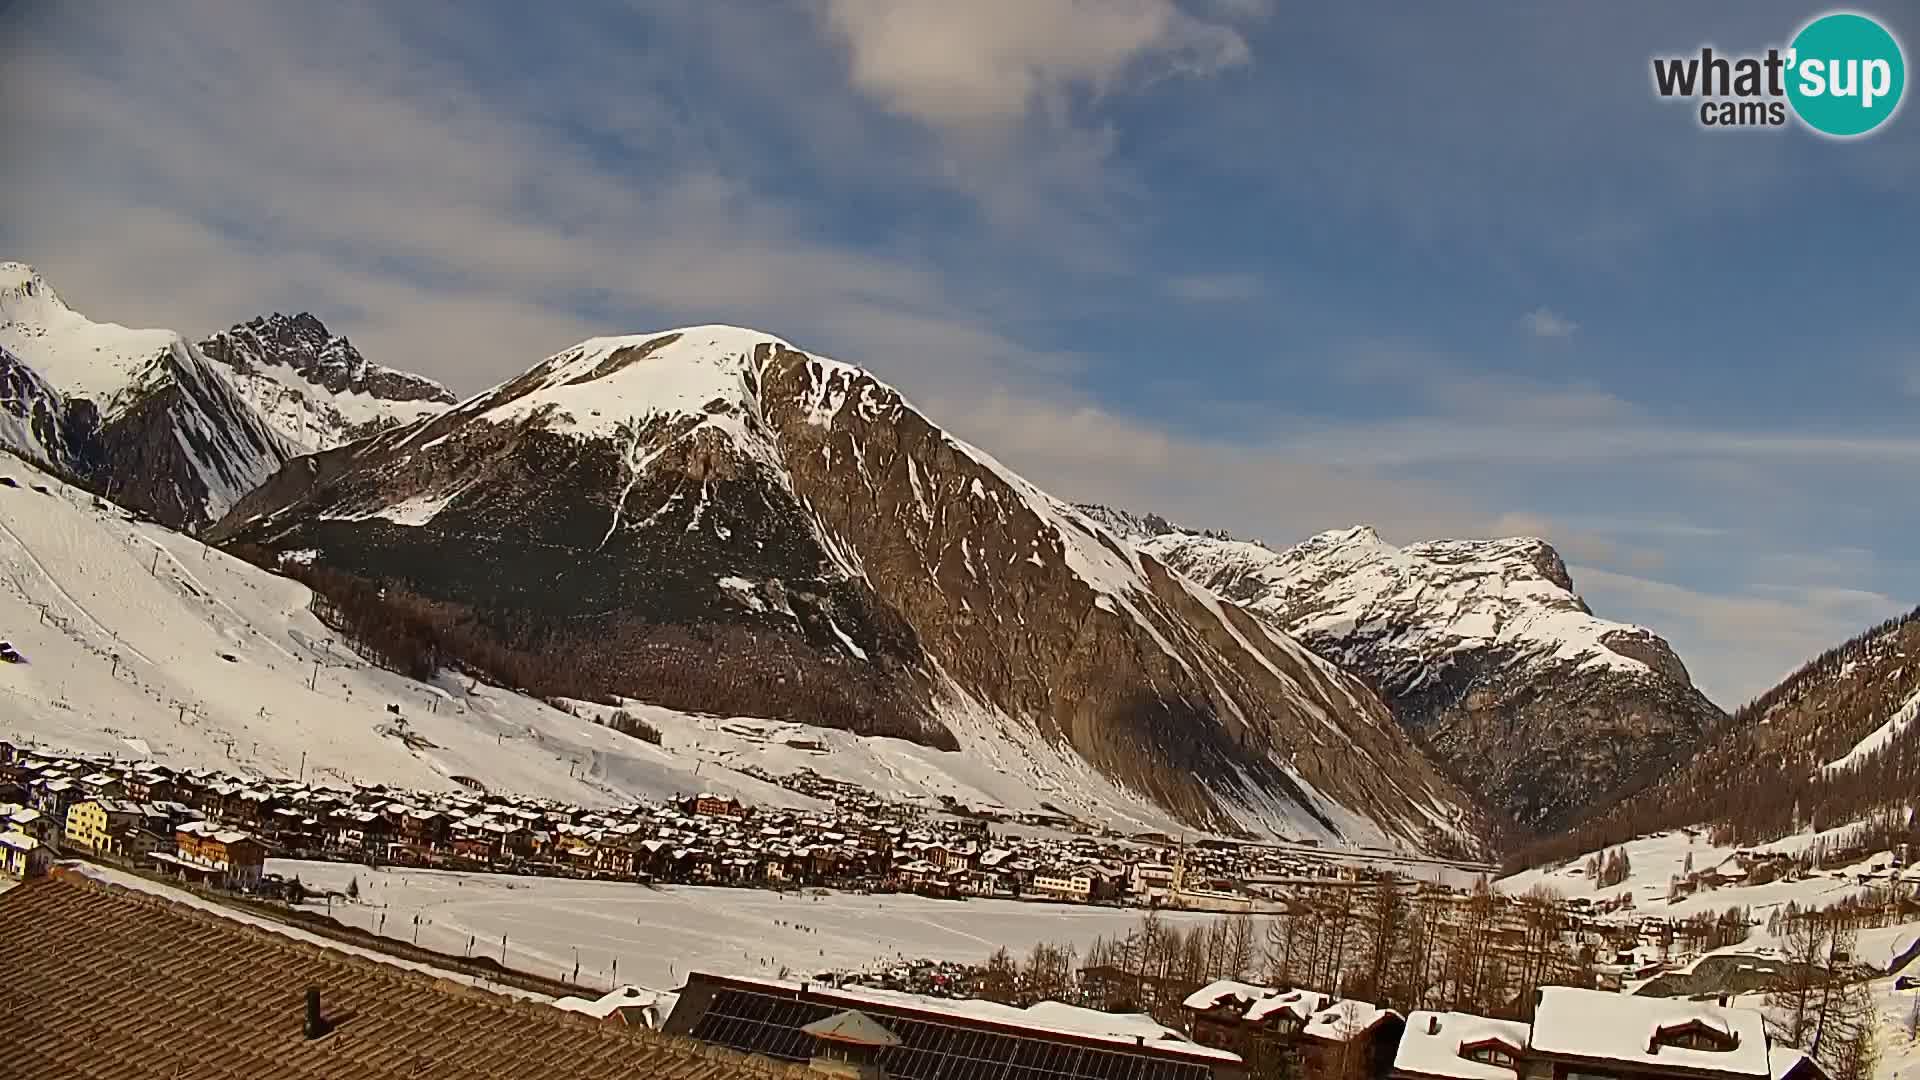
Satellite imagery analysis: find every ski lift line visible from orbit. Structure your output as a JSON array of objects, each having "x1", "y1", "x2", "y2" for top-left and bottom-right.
[{"x1": 0, "y1": 515, "x2": 156, "y2": 664}]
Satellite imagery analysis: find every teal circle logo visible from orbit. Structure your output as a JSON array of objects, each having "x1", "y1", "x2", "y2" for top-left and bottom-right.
[{"x1": 1787, "y1": 12, "x2": 1905, "y2": 137}]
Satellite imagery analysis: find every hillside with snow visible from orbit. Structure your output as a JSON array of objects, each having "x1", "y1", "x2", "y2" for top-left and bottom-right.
[
  {"x1": 1079, "y1": 507, "x2": 1725, "y2": 834},
  {"x1": 212, "y1": 326, "x2": 1482, "y2": 853},
  {"x1": 0, "y1": 455, "x2": 1277, "y2": 833},
  {"x1": 0, "y1": 263, "x2": 290, "y2": 529},
  {"x1": 0, "y1": 342, "x2": 91, "y2": 474},
  {"x1": 198, "y1": 312, "x2": 458, "y2": 453}
]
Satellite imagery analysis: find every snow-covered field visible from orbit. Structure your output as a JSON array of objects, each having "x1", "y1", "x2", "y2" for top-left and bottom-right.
[
  {"x1": 0, "y1": 458, "x2": 1202, "y2": 833},
  {"x1": 276, "y1": 858, "x2": 1239, "y2": 994}
]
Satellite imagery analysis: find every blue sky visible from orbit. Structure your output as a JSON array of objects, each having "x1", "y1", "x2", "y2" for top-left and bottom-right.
[{"x1": 3, "y1": 1, "x2": 1916, "y2": 706}]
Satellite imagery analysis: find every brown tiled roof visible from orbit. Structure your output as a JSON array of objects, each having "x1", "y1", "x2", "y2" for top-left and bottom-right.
[{"x1": 0, "y1": 870, "x2": 797, "y2": 1079}]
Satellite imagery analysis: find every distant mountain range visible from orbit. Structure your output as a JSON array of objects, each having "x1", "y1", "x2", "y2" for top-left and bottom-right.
[
  {"x1": 1079, "y1": 506, "x2": 1726, "y2": 834},
  {"x1": 7, "y1": 258, "x2": 1907, "y2": 859}
]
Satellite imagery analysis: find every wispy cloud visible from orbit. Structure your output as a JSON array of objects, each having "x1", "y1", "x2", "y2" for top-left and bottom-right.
[
  {"x1": 1573, "y1": 566, "x2": 1904, "y2": 707},
  {"x1": 1520, "y1": 307, "x2": 1577, "y2": 339},
  {"x1": 5, "y1": 0, "x2": 1914, "y2": 711}
]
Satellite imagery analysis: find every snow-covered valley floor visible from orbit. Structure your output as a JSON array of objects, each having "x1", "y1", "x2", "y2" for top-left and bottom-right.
[{"x1": 275, "y1": 858, "x2": 1240, "y2": 994}]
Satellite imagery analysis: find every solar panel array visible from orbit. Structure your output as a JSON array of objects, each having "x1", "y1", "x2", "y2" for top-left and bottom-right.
[{"x1": 688, "y1": 988, "x2": 1218, "y2": 1080}]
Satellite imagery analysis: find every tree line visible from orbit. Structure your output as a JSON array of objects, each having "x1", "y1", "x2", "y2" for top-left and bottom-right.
[
  {"x1": 224, "y1": 543, "x2": 952, "y2": 745},
  {"x1": 1507, "y1": 604, "x2": 1920, "y2": 872},
  {"x1": 983, "y1": 877, "x2": 1591, "y2": 1029}
]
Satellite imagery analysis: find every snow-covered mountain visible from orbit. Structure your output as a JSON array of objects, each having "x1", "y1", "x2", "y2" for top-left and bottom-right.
[
  {"x1": 0, "y1": 454, "x2": 1133, "y2": 819},
  {"x1": 198, "y1": 312, "x2": 457, "y2": 453},
  {"x1": 1079, "y1": 506, "x2": 1725, "y2": 834},
  {"x1": 213, "y1": 326, "x2": 1481, "y2": 852},
  {"x1": 0, "y1": 263, "x2": 291, "y2": 529},
  {"x1": 0, "y1": 343, "x2": 94, "y2": 474}
]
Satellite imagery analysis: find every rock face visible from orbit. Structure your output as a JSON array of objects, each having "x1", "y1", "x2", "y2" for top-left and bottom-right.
[
  {"x1": 215, "y1": 326, "x2": 1481, "y2": 852},
  {"x1": 198, "y1": 313, "x2": 458, "y2": 452},
  {"x1": 0, "y1": 263, "x2": 290, "y2": 529},
  {"x1": 0, "y1": 343, "x2": 101, "y2": 475},
  {"x1": 1080, "y1": 507, "x2": 1725, "y2": 834}
]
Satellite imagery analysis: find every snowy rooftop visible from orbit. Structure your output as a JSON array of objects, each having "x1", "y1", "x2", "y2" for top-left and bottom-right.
[
  {"x1": 1395, "y1": 1011, "x2": 1530, "y2": 1080},
  {"x1": 550, "y1": 985, "x2": 676, "y2": 1026},
  {"x1": 692, "y1": 973, "x2": 1240, "y2": 1063},
  {"x1": 1529, "y1": 987, "x2": 1768, "y2": 1078}
]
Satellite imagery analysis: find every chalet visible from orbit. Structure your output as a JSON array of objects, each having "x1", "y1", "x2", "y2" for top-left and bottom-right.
[
  {"x1": 76, "y1": 771, "x2": 125, "y2": 798},
  {"x1": 162, "y1": 821, "x2": 268, "y2": 889},
  {"x1": 123, "y1": 772, "x2": 177, "y2": 803},
  {"x1": 1393, "y1": 1011, "x2": 1530, "y2": 1080},
  {"x1": 1184, "y1": 981, "x2": 1297, "y2": 1052},
  {"x1": 399, "y1": 808, "x2": 450, "y2": 848},
  {"x1": 31, "y1": 777, "x2": 80, "y2": 821},
  {"x1": 1182, "y1": 981, "x2": 1400, "y2": 1080},
  {"x1": 1294, "y1": 1002, "x2": 1402, "y2": 1080},
  {"x1": 1526, "y1": 987, "x2": 1769, "y2": 1080},
  {"x1": 0, "y1": 829, "x2": 50, "y2": 879},
  {"x1": 688, "y1": 793, "x2": 749, "y2": 820},
  {"x1": 0, "y1": 804, "x2": 51, "y2": 845},
  {"x1": 453, "y1": 833, "x2": 503, "y2": 866}
]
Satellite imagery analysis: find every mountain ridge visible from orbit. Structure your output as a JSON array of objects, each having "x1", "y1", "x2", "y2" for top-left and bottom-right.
[
  {"x1": 0, "y1": 262, "x2": 291, "y2": 529},
  {"x1": 197, "y1": 311, "x2": 458, "y2": 453},
  {"x1": 1078, "y1": 503, "x2": 1726, "y2": 834},
  {"x1": 214, "y1": 326, "x2": 1483, "y2": 853}
]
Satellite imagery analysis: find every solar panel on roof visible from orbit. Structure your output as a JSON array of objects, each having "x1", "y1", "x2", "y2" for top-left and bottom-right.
[{"x1": 686, "y1": 989, "x2": 1216, "y2": 1080}]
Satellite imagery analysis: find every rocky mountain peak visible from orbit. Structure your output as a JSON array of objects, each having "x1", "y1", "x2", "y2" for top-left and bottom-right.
[
  {"x1": 1080, "y1": 503, "x2": 1724, "y2": 833},
  {"x1": 0, "y1": 262, "x2": 66, "y2": 317},
  {"x1": 202, "y1": 312, "x2": 457, "y2": 406},
  {"x1": 195, "y1": 312, "x2": 459, "y2": 453},
  {"x1": 0, "y1": 262, "x2": 291, "y2": 529}
]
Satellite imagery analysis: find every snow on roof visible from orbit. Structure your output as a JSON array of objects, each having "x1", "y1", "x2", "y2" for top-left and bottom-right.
[
  {"x1": 1303, "y1": 1000, "x2": 1395, "y2": 1042},
  {"x1": 0, "y1": 830, "x2": 41, "y2": 852},
  {"x1": 550, "y1": 985, "x2": 675, "y2": 1024},
  {"x1": 1768, "y1": 1047, "x2": 1811, "y2": 1080},
  {"x1": 1395, "y1": 1011, "x2": 1530, "y2": 1080},
  {"x1": 1529, "y1": 987, "x2": 1768, "y2": 1077},
  {"x1": 1245, "y1": 989, "x2": 1327, "y2": 1024},
  {"x1": 707, "y1": 974, "x2": 1240, "y2": 1063},
  {"x1": 1182, "y1": 978, "x2": 1276, "y2": 1012}
]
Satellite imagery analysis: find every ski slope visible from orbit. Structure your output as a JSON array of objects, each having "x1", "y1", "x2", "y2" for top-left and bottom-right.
[{"x1": 0, "y1": 457, "x2": 1200, "y2": 829}]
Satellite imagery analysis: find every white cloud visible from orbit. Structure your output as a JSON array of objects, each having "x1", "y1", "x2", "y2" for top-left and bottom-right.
[
  {"x1": 1521, "y1": 306, "x2": 1578, "y2": 339},
  {"x1": 817, "y1": 0, "x2": 1250, "y2": 134},
  {"x1": 1572, "y1": 566, "x2": 1904, "y2": 707}
]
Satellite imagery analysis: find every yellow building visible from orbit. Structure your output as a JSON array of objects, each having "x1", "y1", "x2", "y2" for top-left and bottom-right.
[
  {"x1": 64, "y1": 800, "x2": 143, "y2": 854},
  {"x1": 0, "y1": 830, "x2": 50, "y2": 878}
]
